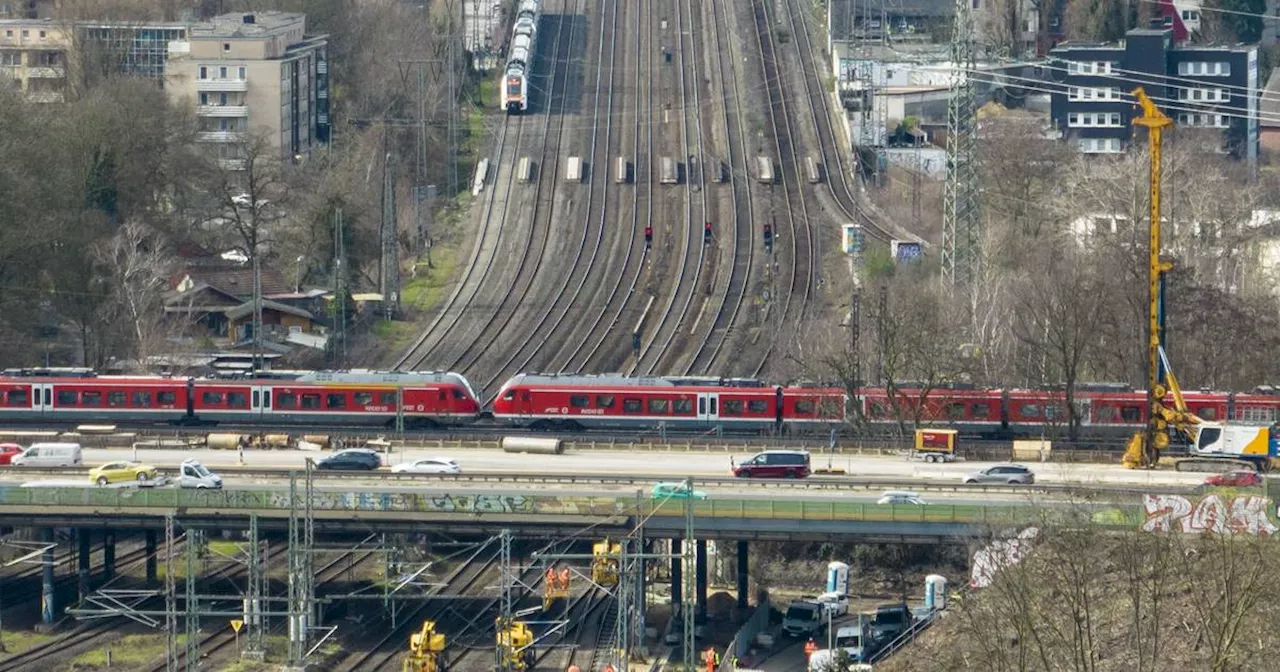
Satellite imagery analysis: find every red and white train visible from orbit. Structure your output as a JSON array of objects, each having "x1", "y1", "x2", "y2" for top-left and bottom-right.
[
  {"x1": 0, "y1": 369, "x2": 481, "y2": 429},
  {"x1": 490, "y1": 374, "x2": 847, "y2": 431},
  {"x1": 858, "y1": 384, "x2": 1280, "y2": 438}
]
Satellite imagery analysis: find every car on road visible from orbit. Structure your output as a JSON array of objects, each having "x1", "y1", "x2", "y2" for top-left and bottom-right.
[
  {"x1": 1204, "y1": 470, "x2": 1262, "y2": 487},
  {"x1": 316, "y1": 449, "x2": 381, "y2": 471},
  {"x1": 0, "y1": 443, "x2": 23, "y2": 465},
  {"x1": 177, "y1": 460, "x2": 223, "y2": 489},
  {"x1": 651, "y1": 482, "x2": 707, "y2": 500},
  {"x1": 963, "y1": 464, "x2": 1035, "y2": 485},
  {"x1": 731, "y1": 449, "x2": 811, "y2": 479},
  {"x1": 89, "y1": 461, "x2": 158, "y2": 486},
  {"x1": 877, "y1": 491, "x2": 927, "y2": 505},
  {"x1": 392, "y1": 457, "x2": 461, "y2": 475}
]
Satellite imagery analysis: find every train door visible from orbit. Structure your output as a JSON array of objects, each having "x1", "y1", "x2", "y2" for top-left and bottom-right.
[
  {"x1": 33, "y1": 383, "x2": 52, "y2": 417},
  {"x1": 697, "y1": 393, "x2": 719, "y2": 427},
  {"x1": 250, "y1": 385, "x2": 272, "y2": 420}
]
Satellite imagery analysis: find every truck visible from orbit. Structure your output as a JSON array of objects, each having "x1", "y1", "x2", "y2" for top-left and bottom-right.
[
  {"x1": 868, "y1": 603, "x2": 912, "y2": 644},
  {"x1": 782, "y1": 599, "x2": 824, "y2": 638},
  {"x1": 808, "y1": 618, "x2": 876, "y2": 670}
]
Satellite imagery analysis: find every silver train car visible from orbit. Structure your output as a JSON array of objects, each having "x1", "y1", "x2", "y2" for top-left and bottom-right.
[{"x1": 503, "y1": 0, "x2": 540, "y2": 113}]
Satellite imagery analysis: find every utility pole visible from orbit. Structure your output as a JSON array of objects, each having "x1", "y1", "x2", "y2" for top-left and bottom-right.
[
  {"x1": 380, "y1": 139, "x2": 400, "y2": 320},
  {"x1": 942, "y1": 0, "x2": 980, "y2": 289},
  {"x1": 330, "y1": 207, "x2": 347, "y2": 365}
]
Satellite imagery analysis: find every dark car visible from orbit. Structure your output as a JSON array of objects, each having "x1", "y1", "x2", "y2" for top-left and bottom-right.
[
  {"x1": 316, "y1": 449, "x2": 381, "y2": 471},
  {"x1": 732, "y1": 450, "x2": 810, "y2": 479},
  {"x1": 0, "y1": 443, "x2": 22, "y2": 466},
  {"x1": 1204, "y1": 470, "x2": 1262, "y2": 487}
]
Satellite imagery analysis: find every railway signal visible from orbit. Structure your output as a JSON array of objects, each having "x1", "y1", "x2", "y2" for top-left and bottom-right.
[
  {"x1": 703, "y1": 222, "x2": 712, "y2": 244},
  {"x1": 644, "y1": 225, "x2": 653, "y2": 249},
  {"x1": 763, "y1": 223, "x2": 773, "y2": 252}
]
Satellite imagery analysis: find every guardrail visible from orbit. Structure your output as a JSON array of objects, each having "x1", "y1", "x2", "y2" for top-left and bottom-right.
[
  {"x1": 0, "y1": 486, "x2": 1151, "y2": 528},
  {"x1": 0, "y1": 466, "x2": 1197, "y2": 497}
]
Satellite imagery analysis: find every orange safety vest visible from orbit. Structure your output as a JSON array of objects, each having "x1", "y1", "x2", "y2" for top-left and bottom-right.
[
  {"x1": 559, "y1": 568, "x2": 570, "y2": 589},
  {"x1": 546, "y1": 568, "x2": 557, "y2": 587},
  {"x1": 804, "y1": 640, "x2": 818, "y2": 659}
]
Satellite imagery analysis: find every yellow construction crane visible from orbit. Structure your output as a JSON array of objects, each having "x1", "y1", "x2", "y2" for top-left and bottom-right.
[
  {"x1": 1122, "y1": 88, "x2": 1278, "y2": 472},
  {"x1": 591, "y1": 538, "x2": 622, "y2": 588},
  {"x1": 495, "y1": 617, "x2": 535, "y2": 672},
  {"x1": 402, "y1": 620, "x2": 446, "y2": 672}
]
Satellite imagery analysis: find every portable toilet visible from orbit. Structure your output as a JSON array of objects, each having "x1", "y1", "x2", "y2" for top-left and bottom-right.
[
  {"x1": 827, "y1": 561, "x2": 849, "y2": 596},
  {"x1": 924, "y1": 574, "x2": 948, "y2": 611}
]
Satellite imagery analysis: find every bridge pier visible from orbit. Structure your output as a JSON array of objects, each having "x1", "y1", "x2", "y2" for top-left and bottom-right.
[
  {"x1": 670, "y1": 538, "x2": 682, "y2": 605},
  {"x1": 736, "y1": 540, "x2": 749, "y2": 610},
  {"x1": 102, "y1": 530, "x2": 116, "y2": 582},
  {"x1": 78, "y1": 529, "x2": 91, "y2": 601},
  {"x1": 696, "y1": 539, "x2": 707, "y2": 621},
  {"x1": 145, "y1": 529, "x2": 157, "y2": 583},
  {"x1": 41, "y1": 527, "x2": 55, "y2": 624}
]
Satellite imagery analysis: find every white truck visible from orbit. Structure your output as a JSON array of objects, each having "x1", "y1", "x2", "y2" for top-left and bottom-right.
[
  {"x1": 176, "y1": 460, "x2": 223, "y2": 489},
  {"x1": 782, "y1": 599, "x2": 824, "y2": 638}
]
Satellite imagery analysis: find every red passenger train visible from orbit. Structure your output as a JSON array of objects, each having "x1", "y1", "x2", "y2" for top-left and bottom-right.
[
  {"x1": 491, "y1": 374, "x2": 847, "y2": 431},
  {"x1": 0, "y1": 369, "x2": 481, "y2": 428}
]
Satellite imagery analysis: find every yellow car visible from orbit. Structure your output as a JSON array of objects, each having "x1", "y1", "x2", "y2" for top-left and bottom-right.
[{"x1": 89, "y1": 461, "x2": 158, "y2": 486}]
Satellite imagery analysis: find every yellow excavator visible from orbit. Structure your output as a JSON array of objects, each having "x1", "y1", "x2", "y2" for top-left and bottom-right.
[
  {"x1": 496, "y1": 616, "x2": 535, "y2": 672},
  {"x1": 1122, "y1": 88, "x2": 1280, "y2": 472},
  {"x1": 402, "y1": 620, "x2": 446, "y2": 672}
]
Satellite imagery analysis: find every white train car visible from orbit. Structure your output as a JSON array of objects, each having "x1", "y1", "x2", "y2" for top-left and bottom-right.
[
  {"x1": 805, "y1": 156, "x2": 822, "y2": 184},
  {"x1": 756, "y1": 156, "x2": 775, "y2": 184},
  {"x1": 660, "y1": 157, "x2": 679, "y2": 185},
  {"x1": 502, "y1": 0, "x2": 540, "y2": 113},
  {"x1": 615, "y1": 156, "x2": 629, "y2": 183},
  {"x1": 566, "y1": 156, "x2": 583, "y2": 182}
]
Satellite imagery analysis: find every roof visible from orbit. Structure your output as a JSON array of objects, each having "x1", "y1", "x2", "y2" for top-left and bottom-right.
[
  {"x1": 223, "y1": 300, "x2": 315, "y2": 321},
  {"x1": 162, "y1": 283, "x2": 241, "y2": 310},
  {"x1": 177, "y1": 264, "x2": 293, "y2": 299}
]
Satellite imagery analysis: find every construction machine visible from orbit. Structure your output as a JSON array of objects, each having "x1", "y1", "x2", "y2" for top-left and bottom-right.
[
  {"x1": 403, "y1": 620, "x2": 446, "y2": 672},
  {"x1": 591, "y1": 538, "x2": 622, "y2": 588},
  {"x1": 495, "y1": 617, "x2": 535, "y2": 672},
  {"x1": 1122, "y1": 88, "x2": 1280, "y2": 472}
]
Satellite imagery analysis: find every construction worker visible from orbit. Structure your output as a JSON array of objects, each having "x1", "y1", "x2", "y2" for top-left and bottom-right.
[
  {"x1": 546, "y1": 566, "x2": 557, "y2": 589},
  {"x1": 559, "y1": 567, "x2": 571, "y2": 591},
  {"x1": 603, "y1": 665, "x2": 614, "y2": 672},
  {"x1": 803, "y1": 638, "x2": 818, "y2": 663},
  {"x1": 703, "y1": 647, "x2": 719, "y2": 672}
]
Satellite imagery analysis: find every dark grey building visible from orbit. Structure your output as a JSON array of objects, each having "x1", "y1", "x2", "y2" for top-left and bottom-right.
[{"x1": 1048, "y1": 27, "x2": 1258, "y2": 165}]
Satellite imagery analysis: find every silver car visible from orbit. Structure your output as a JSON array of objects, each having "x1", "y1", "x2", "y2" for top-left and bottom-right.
[{"x1": 963, "y1": 464, "x2": 1035, "y2": 485}]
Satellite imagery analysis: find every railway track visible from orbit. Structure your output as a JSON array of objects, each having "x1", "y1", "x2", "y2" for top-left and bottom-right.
[
  {"x1": 573, "y1": 0, "x2": 656, "y2": 374},
  {"x1": 630, "y1": 0, "x2": 710, "y2": 377},
  {"x1": 746, "y1": 0, "x2": 817, "y2": 377},
  {"x1": 477, "y1": 0, "x2": 624, "y2": 395},
  {"x1": 684, "y1": 0, "x2": 758, "y2": 376}
]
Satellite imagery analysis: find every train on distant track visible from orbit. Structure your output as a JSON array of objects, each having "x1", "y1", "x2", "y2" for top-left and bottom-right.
[
  {"x1": 5, "y1": 368, "x2": 1280, "y2": 439},
  {"x1": 502, "y1": 0, "x2": 539, "y2": 113}
]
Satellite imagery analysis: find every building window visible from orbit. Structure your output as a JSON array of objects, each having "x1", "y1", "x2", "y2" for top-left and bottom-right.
[
  {"x1": 238, "y1": 66, "x2": 246, "y2": 80},
  {"x1": 38, "y1": 30, "x2": 44, "y2": 39},
  {"x1": 219, "y1": 65, "x2": 227, "y2": 79},
  {"x1": 223, "y1": 42, "x2": 231, "y2": 52},
  {"x1": 199, "y1": 92, "x2": 208, "y2": 105},
  {"x1": 199, "y1": 65, "x2": 207, "y2": 80},
  {"x1": 21, "y1": 30, "x2": 27, "y2": 38},
  {"x1": 1079, "y1": 137, "x2": 1122, "y2": 153},
  {"x1": 5, "y1": 30, "x2": 12, "y2": 38}
]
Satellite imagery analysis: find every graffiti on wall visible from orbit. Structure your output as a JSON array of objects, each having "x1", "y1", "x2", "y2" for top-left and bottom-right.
[
  {"x1": 1141, "y1": 494, "x2": 1277, "y2": 535},
  {"x1": 970, "y1": 527, "x2": 1039, "y2": 589},
  {"x1": 249, "y1": 489, "x2": 627, "y2": 516}
]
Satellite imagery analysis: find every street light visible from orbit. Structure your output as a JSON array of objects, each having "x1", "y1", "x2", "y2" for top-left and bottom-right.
[{"x1": 294, "y1": 255, "x2": 305, "y2": 292}]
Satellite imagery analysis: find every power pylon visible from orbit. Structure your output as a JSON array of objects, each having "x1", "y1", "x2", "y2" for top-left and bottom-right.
[{"x1": 942, "y1": 0, "x2": 980, "y2": 288}]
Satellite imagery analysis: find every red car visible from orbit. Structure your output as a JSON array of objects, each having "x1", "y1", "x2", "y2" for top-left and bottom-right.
[
  {"x1": 1204, "y1": 470, "x2": 1263, "y2": 487},
  {"x1": 0, "y1": 443, "x2": 22, "y2": 465}
]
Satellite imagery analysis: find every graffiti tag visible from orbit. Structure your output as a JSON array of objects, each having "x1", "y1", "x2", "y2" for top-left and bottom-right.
[
  {"x1": 970, "y1": 527, "x2": 1039, "y2": 589},
  {"x1": 1141, "y1": 494, "x2": 1277, "y2": 535}
]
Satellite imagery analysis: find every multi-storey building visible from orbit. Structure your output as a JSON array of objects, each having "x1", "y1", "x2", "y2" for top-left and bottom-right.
[
  {"x1": 164, "y1": 12, "x2": 330, "y2": 167},
  {"x1": 0, "y1": 11, "x2": 329, "y2": 167},
  {"x1": 1048, "y1": 26, "x2": 1257, "y2": 166}
]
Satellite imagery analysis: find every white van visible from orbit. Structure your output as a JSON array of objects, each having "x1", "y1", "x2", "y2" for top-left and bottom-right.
[
  {"x1": 177, "y1": 460, "x2": 222, "y2": 489},
  {"x1": 12, "y1": 442, "x2": 82, "y2": 467}
]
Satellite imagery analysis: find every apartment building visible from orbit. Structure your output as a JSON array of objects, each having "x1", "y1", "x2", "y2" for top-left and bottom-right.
[
  {"x1": 1048, "y1": 26, "x2": 1257, "y2": 166},
  {"x1": 164, "y1": 12, "x2": 330, "y2": 167},
  {"x1": 0, "y1": 11, "x2": 329, "y2": 167}
]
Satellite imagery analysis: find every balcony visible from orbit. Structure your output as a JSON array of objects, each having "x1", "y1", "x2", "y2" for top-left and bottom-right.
[
  {"x1": 196, "y1": 78, "x2": 248, "y2": 92},
  {"x1": 26, "y1": 65, "x2": 65, "y2": 78},
  {"x1": 197, "y1": 131, "x2": 244, "y2": 143},
  {"x1": 217, "y1": 158, "x2": 247, "y2": 171},
  {"x1": 197, "y1": 104, "x2": 249, "y2": 117}
]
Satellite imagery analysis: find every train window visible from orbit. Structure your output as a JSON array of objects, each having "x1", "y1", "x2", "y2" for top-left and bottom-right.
[
  {"x1": 1020, "y1": 404, "x2": 1041, "y2": 419},
  {"x1": 81, "y1": 391, "x2": 102, "y2": 406},
  {"x1": 1120, "y1": 406, "x2": 1141, "y2": 422},
  {"x1": 648, "y1": 398, "x2": 670, "y2": 414},
  {"x1": 502, "y1": 389, "x2": 515, "y2": 400},
  {"x1": 721, "y1": 399, "x2": 744, "y2": 415},
  {"x1": 623, "y1": 398, "x2": 643, "y2": 413},
  {"x1": 796, "y1": 399, "x2": 815, "y2": 415},
  {"x1": 301, "y1": 393, "x2": 321, "y2": 409},
  {"x1": 107, "y1": 391, "x2": 127, "y2": 407},
  {"x1": 133, "y1": 391, "x2": 151, "y2": 408},
  {"x1": 438, "y1": 390, "x2": 446, "y2": 401},
  {"x1": 277, "y1": 393, "x2": 298, "y2": 409},
  {"x1": 452, "y1": 389, "x2": 465, "y2": 400},
  {"x1": 673, "y1": 397, "x2": 693, "y2": 414},
  {"x1": 748, "y1": 400, "x2": 769, "y2": 414},
  {"x1": 868, "y1": 403, "x2": 886, "y2": 418},
  {"x1": 227, "y1": 392, "x2": 248, "y2": 408},
  {"x1": 595, "y1": 395, "x2": 615, "y2": 409},
  {"x1": 202, "y1": 391, "x2": 224, "y2": 406},
  {"x1": 326, "y1": 394, "x2": 347, "y2": 409},
  {"x1": 1094, "y1": 405, "x2": 1116, "y2": 422},
  {"x1": 1237, "y1": 406, "x2": 1274, "y2": 423},
  {"x1": 57, "y1": 390, "x2": 78, "y2": 406},
  {"x1": 157, "y1": 391, "x2": 176, "y2": 405},
  {"x1": 7, "y1": 390, "x2": 27, "y2": 406},
  {"x1": 944, "y1": 403, "x2": 965, "y2": 420},
  {"x1": 1044, "y1": 405, "x2": 1062, "y2": 420},
  {"x1": 354, "y1": 392, "x2": 374, "y2": 405},
  {"x1": 570, "y1": 395, "x2": 590, "y2": 409},
  {"x1": 380, "y1": 391, "x2": 397, "y2": 406},
  {"x1": 1196, "y1": 406, "x2": 1218, "y2": 421},
  {"x1": 970, "y1": 403, "x2": 990, "y2": 417}
]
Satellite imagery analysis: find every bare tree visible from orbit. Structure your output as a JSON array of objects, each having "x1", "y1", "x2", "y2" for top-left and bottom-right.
[{"x1": 93, "y1": 221, "x2": 179, "y2": 370}]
